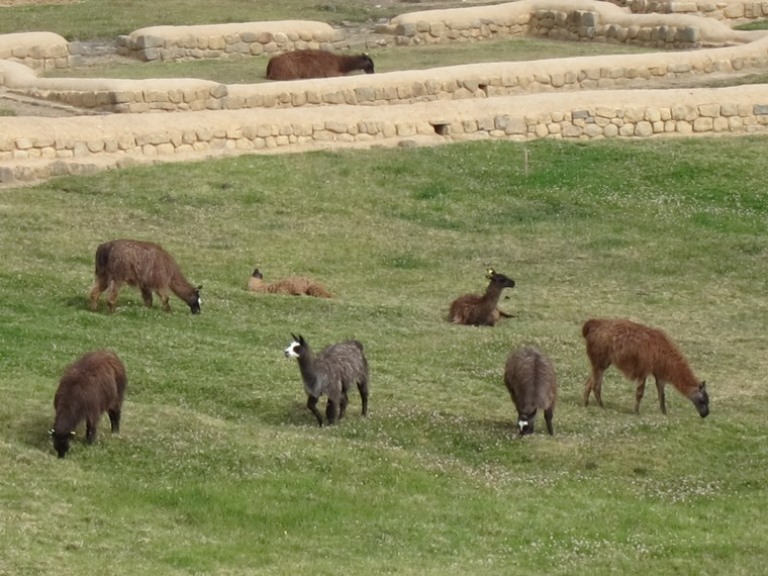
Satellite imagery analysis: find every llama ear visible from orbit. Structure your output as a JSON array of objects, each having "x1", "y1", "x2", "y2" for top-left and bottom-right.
[
  {"x1": 699, "y1": 381, "x2": 707, "y2": 392},
  {"x1": 291, "y1": 333, "x2": 299, "y2": 343},
  {"x1": 196, "y1": 285, "x2": 203, "y2": 291}
]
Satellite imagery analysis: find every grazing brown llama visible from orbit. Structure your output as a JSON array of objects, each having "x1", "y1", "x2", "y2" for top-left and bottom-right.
[
  {"x1": 247, "y1": 268, "x2": 332, "y2": 298},
  {"x1": 266, "y1": 49, "x2": 375, "y2": 80},
  {"x1": 284, "y1": 334, "x2": 369, "y2": 426},
  {"x1": 50, "y1": 350, "x2": 127, "y2": 458},
  {"x1": 448, "y1": 269, "x2": 515, "y2": 326},
  {"x1": 582, "y1": 318, "x2": 709, "y2": 418},
  {"x1": 89, "y1": 239, "x2": 202, "y2": 314},
  {"x1": 504, "y1": 346, "x2": 557, "y2": 436}
]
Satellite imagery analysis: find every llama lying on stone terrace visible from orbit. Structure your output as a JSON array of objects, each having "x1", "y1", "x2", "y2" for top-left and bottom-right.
[
  {"x1": 50, "y1": 350, "x2": 127, "y2": 458},
  {"x1": 582, "y1": 318, "x2": 709, "y2": 418},
  {"x1": 284, "y1": 334, "x2": 369, "y2": 426},
  {"x1": 448, "y1": 268, "x2": 515, "y2": 326},
  {"x1": 247, "y1": 268, "x2": 332, "y2": 298},
  {"x1": 266, "y1": 49, "x2": 375, "y2": 80},
  {"x1": 504, "y1": 346, "x2": 557, "y2": 436},
  {"x1": 89, "y1": 239, "x2": 202, "y2": 314}
]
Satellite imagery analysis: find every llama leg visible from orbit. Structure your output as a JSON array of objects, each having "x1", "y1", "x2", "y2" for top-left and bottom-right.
[
  {"x1": 88, "y1": 279, "x2": 107, "y2": 311},
  {"x1": 325, "y1": 398, "x2": 338, "y2": 425},
  {"x1": 583, "y1": 375, "x2": 594, "y2": 406},
  {"x1": 157, "y1": 291, "x2": 171, "y2": 312},
  {"x1": 654, "y1": 377, "x2": 667, "y2": 415},
  {"x1": 140, "y1": 286, "x2": 153, "y2": 308},
  {"x1": 85, "y1": 419, "x2": 98, "y2": 444},
  {"x1": 106, "y1": 281, "x2": 122, "y2": 313},
  {"x1": 544, "y1": 407, "x2": 554, "y2": 436},
  {"x1": 591, "y1": 368, "x2": 606, "y2": 408},
  {"x1": 307, "y1": 396, "x2": 323, "y2": 426},
  {"x1": 339, "y1": 390, "x2": 349, "y2": 421},
  {"x1": 358, "y1": 380, "x2": 369, "y2": 417},
  {"x1": 108, "y1": 408, "x2": 121, "y2": 433},
  {"x1": 584, "y1": 368, "x2": 605, "y2": 407},
  {"x1": 634, "y1": 378, "x2": 647, "y2": 414}
]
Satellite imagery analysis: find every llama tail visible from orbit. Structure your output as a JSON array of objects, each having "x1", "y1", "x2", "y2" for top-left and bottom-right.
[{"x1": 582, "y1": 319, "x2": 599, "y2": 339}]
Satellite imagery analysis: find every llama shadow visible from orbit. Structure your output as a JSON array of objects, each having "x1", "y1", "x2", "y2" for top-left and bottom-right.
[{"x1": 17, "y1": 411, "x2": 58, "y2": 456}]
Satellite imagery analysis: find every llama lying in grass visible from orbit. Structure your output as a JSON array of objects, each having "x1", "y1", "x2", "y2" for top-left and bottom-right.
[
  {"x1": 582, "y1": 318, "x2": 709, "y2": 418},
  {"x1": 448, "y1": 269, "x2": 515, "y2": 326},
  {"x1": 284, "y1": 334, "x2": 369, "y2": 426},
  {"x1": 89, "y1": 239, "x2": 202, "y2": 314},
  {"x1": 504, "y1": 346, "x2": 557, "y2": 436},
  {"x1": 266, "y1": 49, "x2": 375, "y2": 80},
  {"x1": 247, "y1": 268, "x2": 332, "y2": 298},
  {"x1": 50, "y1": 350, "x2": 127, "y2": 458}
]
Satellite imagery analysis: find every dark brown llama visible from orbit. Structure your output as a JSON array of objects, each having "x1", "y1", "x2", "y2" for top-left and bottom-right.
[
  {"x1": 266, "y1": 49, "x2": 375, "y2": 81},
  {"x1": 247, "y1": 268, "x2": 332, "y2": 298},
  {"x1": 50, "y1": 350, "x2": 127, "y2": 458},
  {"x1": 448, "y1": 269, "x2": 515, "y2": 326},
  {"x1": 89, "y1": 239, "x2": 201, "y2": 314},
  {"x1": 284, "y1": 334, "x2": 369, "y2": 426},
  {"x1": 582, "y1": 318, "x2": 709, "y2": 418},
  {"x1": 504, "y1": 346, "x2": 557, "y2": 436}
]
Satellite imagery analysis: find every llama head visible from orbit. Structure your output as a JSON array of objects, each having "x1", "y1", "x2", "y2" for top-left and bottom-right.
[
  {"x1": 189, "y1": 285, "x2": 202, "y2": 314},
  {"x1": 50, "y1": 428, "x2": 76, "y2": 458},
  {"x1": 486, "y1": 268, "x2": 516, "y2": 289},
  {"x1": 691, "y1": 381, "x2": 709, "y2": 418},
  {"x1": 252, "y1": 268, "x2": 264, "y2": 279},
  {"x1": 284, "y1": 334, "x2": 307, "y2": 359},
  {"x1": 517, "y1": 411, "x2": 537, "y2": 436},
  {"x1": 360, "y1": 54, "x2": 375, "y2": 74}
]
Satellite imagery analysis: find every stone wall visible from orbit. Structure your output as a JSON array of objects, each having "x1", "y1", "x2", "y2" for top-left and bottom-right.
[
  {"x1": 12, "y1": 35, "x2": 768, "y2": 113},
  {"x1": 2, "y1": 85, "x2": 768, "y2": 185},
  {"x1": 0, "y1": 32, "x2": 72, "y2": 71},
  {"x1": 386, "y1": 0, "x2": 757, "y2": 47},
  {"x1": 116, "y1": 21, "x2": 349, "y2": 62},
  {"x1": 627, "y1": 0, "x2": 768, "y2": 21}
]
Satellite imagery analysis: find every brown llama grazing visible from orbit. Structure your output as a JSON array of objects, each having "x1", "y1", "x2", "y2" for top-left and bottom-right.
[
  {"x1": 50, "y1": 350, "x2": 127, "y2": 458},
  {"x1": 284, "y1": 334, "x2": 369, "y2": 426},
  {"x1": 448, "y1": 269, "x2": 515, "y2": 326},
  {"x1": 89, "y1": 239, "x2": 202, "y2": 314},
  {"x1": 504, "y1": 346, "x2": 557, "y2": 436},
  {"x1": 266, "y1": 49, "x2": 375, "y2": 81},
  {"x1": 582, "y1": 318, "x2": 709, "y2": 418},
  {"x1": 247, "y1": 268, "x2": 332, "y2": 298}
]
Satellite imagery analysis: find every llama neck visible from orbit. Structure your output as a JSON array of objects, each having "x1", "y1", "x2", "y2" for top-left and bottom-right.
[
  {"x1": 479, "y1": 282, "x2": 505, "y2": 310},
  {"x1": 170, "y1": 270, "x2": 197, "y2": 302},
  {"x1": 297, "y1": 353, "x2": 323, "y2": 397},
  {"x1": 659, "y1": 350, "x2": 700, "y2": 395},
  {"x1": 340, "y1": 56, "x2": 364, "y2": 74}
]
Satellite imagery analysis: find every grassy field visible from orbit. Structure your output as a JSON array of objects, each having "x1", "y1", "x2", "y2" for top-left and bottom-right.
[
  {"x1": 1, "y1": 137, "x2": 768, "y2": 575},
  {"x1": 42, "y1": 37, "x2": 658, "y2": 84}
]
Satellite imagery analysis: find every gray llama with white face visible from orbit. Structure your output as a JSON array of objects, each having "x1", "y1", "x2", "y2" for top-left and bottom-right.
[
  {"x1": 504, "y1": 346, "x2": 557, "y2": 436},
  {"x1": 284, "y1": 334, "x2": 369, "y2": 426}
]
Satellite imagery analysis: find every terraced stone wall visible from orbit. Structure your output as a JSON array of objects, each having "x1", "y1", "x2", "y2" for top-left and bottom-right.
[{"x1": 116, "y1": 21, "x2": 349, "y2": 62}]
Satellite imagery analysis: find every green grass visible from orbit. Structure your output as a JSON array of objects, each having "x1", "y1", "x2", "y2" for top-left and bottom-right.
[
  {"x1": 0, "y1": 0, "x2": 507, "y2": 40},
  {"x1": 44, "y1": 37, "x2": 657, "y2": 83},
  {"x1": 1, "y1": 137, "x2": 768, "y2": 575}
]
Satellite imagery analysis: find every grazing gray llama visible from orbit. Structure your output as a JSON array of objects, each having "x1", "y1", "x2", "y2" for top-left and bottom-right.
[
  {"x1": 504, "y1": 346, "x2": 557, "y2": 436},
  {"x1": 50, "y1": 350, "x2": 127, "y2": 458},
  {"x1": 284, "y1": 334, "x2": 369, "y2": 426}
]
